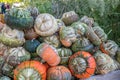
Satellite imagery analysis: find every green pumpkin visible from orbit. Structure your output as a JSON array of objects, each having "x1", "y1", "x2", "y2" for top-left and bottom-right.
[
  {"x1": 93, "y1": 26, "x2": 107, "y2": 42},
  {"x1": 61, "y1": 11, "x2": 79, "y2": 25},
  {"x1": 57, "y1": 48, "x2": 72, "y2": 64},
  {"x1": 59, "y1": 26, "x2": 77, "y2": 47},
  {"x1": 0, "y1": 25, "x2": 25, "y2": 47},
  {"x1": 43, "y1": 35, "x2": 61, "y2": 48},
  {"x1": 0, "y1": 76, "x2": 11, "y2": 80},
  {"x1": 94, "y1": 51, "x2": 118, "y2": 74},
  {"x1": 5, "y1": 7, "x2": 34, "y2": 29},
  {"x1": 23, "y1": 39, "x2": 40, "y2": 53},
  {"x1": 71, "y1": 22, "x2": 86, "y2": 37},
  {"x1": 2, "y1": 47, "x2": 31, "y2": 77},
  {"x1": 72, "y1": 37, "x2": 94, "y2": 52}
]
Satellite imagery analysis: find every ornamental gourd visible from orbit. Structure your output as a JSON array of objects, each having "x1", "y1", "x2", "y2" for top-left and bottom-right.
[
  {"x1": 57, "y1": 48, "x2": 72, "y2": 64},
  {"x1": 68, "y1": 51, "x2": 96, "y2": 79},
  {"x1": 93, "y1": 26, "x2": 107, "y2": 42},
  {"x1": 72, "y1": 37, "x2": 94, "y2": 52},
  {"x1": 0, "y1": 25, "x2": 25, "y2": 47},
  {"x1": 14, "y1": 60, "x2": 46, "y2": 80},
  {"x1": 24, "y1": 28, "x2": 39, "y2": 40},
  {"x1": 36, "y1": 43, "x2": 60, "y2": 66},
  {"x1": 34, "y1": 13, "x2": 58, "y2": 36},
  {"x1": 61, "y1": 11, "x2": 79, "y2": 25},
  {"x1": 80, "y1": 16, "x2": 94, "y2": 27},
  {"x1": 100, "y1": 40, "x2": 118, "y2": 57},
  {"x1": 43, "y1": 35, "x2": 61, "y2": 48},
  {"x1": 71, "y1": 22, "x2": 86, "y2": 37},
  {"x1": 47, "y1": 66, "x2": 72, "y2": 80},
  {"x1": 59, "y1": 27, "x2": 77, "y2": 47},
  {"x1": 2, "y1": 47, "x2": 31, "y2": 77},
  {"x1": 5, "y1": 7, "x2": 34, "y2": 29},
  {"x1": 94, "y1": 51, "x2": 118, "y2": 74}
]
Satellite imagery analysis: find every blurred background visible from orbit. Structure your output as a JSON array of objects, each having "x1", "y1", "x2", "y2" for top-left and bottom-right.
[{"x1": 0, "y1": 0, "x2": 120, "y2": 46}]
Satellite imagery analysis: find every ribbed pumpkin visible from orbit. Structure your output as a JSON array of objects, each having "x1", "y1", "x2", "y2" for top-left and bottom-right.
[
  {"x1": 23, "y1": 39, "x2": 40, "y2": 53},
  {"x1": 56, "y1": 19, "x2": 65, "y2": 32},
  {"x1": 36, "y1": 43, "x2": 60, "y2": 66},
  {"x1": 43, "y1": 35, "x2": 61, "y2": 48},
  {"x1": 0, "y1": 76, "x2": 11, "y2": 80},
  {"x1": 71, "y1": 22, "x2": 86, "y2": 37},
  {"x1": 100, "y1": 40, "x2": 118, "y2": 57},
  {"x1": 34, "y1": 13, "x2": 58, "y2": 36},
  {"x1": 59, "y1": 27, "x2": 77, "y2": 47},
  {"x1": 14, "y1": 60, "x2": 46, "y2": 80},
  {"x1": 0, "y1": 25, "x2": 25, "y2": 47},
  {"x1": 0, "y1": 14, "x2": 5, "y2": 24},
  {"x1": 5, "y1": 7, "x2": 34, "y2": 29},
  {"x1": 93, "y1": 26, "x2": 107, "y2": 42},
  {"x1": 68, "y1": 51, "x2": 96, "y2": 79},
  {"x1": 2, "y1": 47, "x2": 30, "y2": 77},
  {"x1": 24, "y1": 28, "x2": 39, "y2": 40},
  {"x1": 80, "y1": 16, "x2": 94, "y2": 27},
  {"x1": 57, "y1": 48, "x2": 72, "y2": 64},
  {"x1": 84, "y1": 23, "x2": 101, "y2": 45},
  {"x1": 61, "y1": 11, "x2": 79, "y2": 25},
  {"x1": 94, "y1": 51, "x2": 118, "y2": 74},
  {"x1": 72, "y1": 37, "x2": 94, "y2": 53},
  {"x1": 47, "y1": 66, "x2": 72, "y2": 80}
]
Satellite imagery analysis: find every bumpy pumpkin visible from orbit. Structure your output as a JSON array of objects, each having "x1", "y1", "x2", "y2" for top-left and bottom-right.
[
  {"x1": 61, "y1": 11, "x2": 79, "y2": 25},
  {"x1": 23, "y1": 39, "x2": 40, "y2": 53},
  {"x1": 5, "y1": 7, "x2": 34, "y2": 29},
  {"x1": 72, "y1": 37, "x2": 94, "y2": 52},
  {"x1": 93, "y1": 26, "x2": 107, "y2": 42},
  {"x1": 24, "y1": 28, "x2": 39, "y2": 40},
  {"x1": 57, "y1": 48, "x2": 72, "y2": 64},
  {"x1": 71, "y1": 22, "x2": 86, "y2": 37},
  {"x1": 43, "y1": 35, "x2": 61, "y2": 48},
  {"x1": 36, "y1": 43, "x2": 60, "y2": 66},
  {"x1": 80, "y1": 16, "x2": 94, "y2": 27},
  {"x1": 94, "y1": 51, "x2": 118, "y2": 74},
  {"x1": 59, "y1": 27, "x2": 77, "y2": 47},
  {"x1": 2, "y1": 47, "x2": 30, "y2": 77},
  {"x1": 47, "y1": 66, "x2": 72, "y2": 80},
  {"x1": 100, "y1": 40, "x2": 118, "y2": 57},
  {"x1": 0, "y1": 25, "x2": 25, "y2": 47},
  {"x1": 34, "y1": 13, "x2": 58, "y2": 36},
  {"x1": 68, "y1": 51, "x2": 96, "y2": 79},
  {"x1": 14, "y1": 60, "x2": 46, "y2": 80},
  {"x1": 0, "y1": 76, "x2": 11, "y2": 80},
  {"x1": 84, "y1": 23, "x2": 101, "y2": 45}
]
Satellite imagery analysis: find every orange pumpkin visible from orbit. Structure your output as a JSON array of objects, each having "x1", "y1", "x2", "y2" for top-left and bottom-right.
[
  {"x1": 47, "y1": 66, "x2": 72, "y2": 80},
  {"x1": 14, "y1": 60, "x2": 46, "y2": 80},
  {"x1": 36, "y1": 43, "x2": 61, "y2": 66},
  {"x1": 68, "y1": 51, "x2": 96, "y2": 79}
]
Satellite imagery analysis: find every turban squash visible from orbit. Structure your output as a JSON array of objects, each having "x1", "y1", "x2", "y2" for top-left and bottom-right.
[
  {"x1": 57, "y1": 48, "x2": 72, "y2": 64},
  {"x1": 34, "y1": 13, "x2": 58, "y2": 36},
  {"x1": 36, "y1": 43, "x2": 60, "y2": 66},
  {"x1": 5, "y1": 8, "x2": 34, "y2": 29},
  {"x1": 14, "y1": 60, "x2": 46, "y2": 80},
  {"x1": 1, "y1": 47, "x2": 30, "y2": 77},
  {"x1": 68, "y1": 51, "x2": 96, "y2": 79},
  {"x1": 61, "y1": 11, "x2": 79, "y2": 25},
  {"x1": 100, "y1": 40, "x2": 118, "y2": 57},
  {"x1": 0, "y1": 25, "x2": 25, "y2": 47},
  {"x1": 47, "y1": 66, "x2": 72, "y2": 80},
  {"x1": 94, "y1": 51, "x2": 118, "y2": 74},
  {"x1": 59, "y1": 27, "x2": 77, "y2": 47}
]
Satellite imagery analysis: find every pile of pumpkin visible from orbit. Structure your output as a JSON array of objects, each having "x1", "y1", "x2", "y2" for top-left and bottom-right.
[{"x1": 0, "y1": 6, "x2": 120, "y2": 80}]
